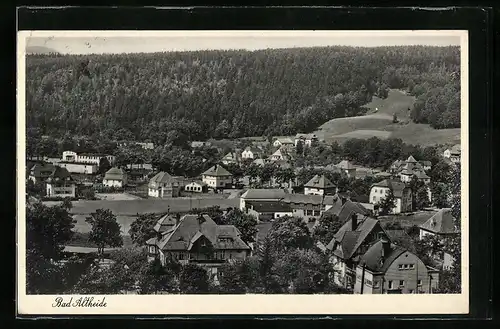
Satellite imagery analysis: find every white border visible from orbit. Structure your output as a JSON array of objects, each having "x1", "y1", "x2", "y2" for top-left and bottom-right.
[{"x1": 17, "y1": 30, "x2": 469, "y2": 315}]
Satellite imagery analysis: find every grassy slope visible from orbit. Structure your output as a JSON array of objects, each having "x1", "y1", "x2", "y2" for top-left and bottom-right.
[{"x1": 315, "y1": 89, "x2": 460, "y2": 146}]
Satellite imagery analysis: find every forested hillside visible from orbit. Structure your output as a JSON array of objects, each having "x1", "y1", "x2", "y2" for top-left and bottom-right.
[{"x1": 26, "y1": 46, "x2": 460, "y2": 143}]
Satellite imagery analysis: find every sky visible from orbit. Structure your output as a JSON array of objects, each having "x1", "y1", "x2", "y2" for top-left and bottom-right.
[{"x1": 24, "y1": 31, "x2": 463, "y2": 55}]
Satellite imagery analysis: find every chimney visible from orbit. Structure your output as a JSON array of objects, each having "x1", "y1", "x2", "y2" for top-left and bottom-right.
[
  {"x1": 351, "y1": 213, "x2": 357, "y2": 231},
  {"x1": 381, "y1": 237, "x2": 390, "y2": 259}
]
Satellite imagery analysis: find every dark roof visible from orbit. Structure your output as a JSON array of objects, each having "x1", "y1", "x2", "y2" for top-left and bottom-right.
[
  {"x1": 385, "y1": 229, "x2": 413, "y2": 246},
  {"x1": 149, "y1": 171, "x2": 175, "y2": 188},
  {"x1": 304, "y1": 174, "x2": 336, "y2": 189},
  {"x1": 30, "y1": 163, "x2": 55, "y2": 177},
  {"x1": 154, "y1": 213, "x2": 178, "y2": 233},
  {"x1": 150, "y1": 214, "x2": 250, "y2": 251},
  {"x1": 419, "y1": 208, "x2": 459, "y2": 234},
  {"x1": 336, "y1": 200, "x2": 370, "y2": 224},
  {"x1": 202, "y1": 164, "x2": 233, "y2": 177},
  {"x1": 371, "y1": 179, "x2": 407, "y2": 198},
  {"x1": 241, "y1": 189, "x2": 288, "y2": 200},
  {"x1": 420, "y1": 160, "x2": 432, "y2": 166},
  {"x1": 247, "y1": 201, "x2": 292, "y2": 213},
  {"x1": 326, "y1": 213, "x2": 381, "y2": 260},
  {"x1": 104, "y1": 167, "x2": 126, "y2": 181},
  {"x1": 283, "y1": 193, "x2": 324, "y2": 206},
  {"x1": 359, "y1": 240, "x2": 407, "y2": 273},
  {"x1": 46, "y1": 167, "x2": 74, "y2": 184}
]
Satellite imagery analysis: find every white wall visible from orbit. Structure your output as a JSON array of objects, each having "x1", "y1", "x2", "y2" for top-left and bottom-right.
[
  {"x1": 103, "y1": 179, "x2": 123, "y2": 188},
  {"x1": 58, "y1": 162, "x2": 98, "y2": 174},
  {"x1": 304, "y1": 187, "x2": 324, "y2": 196},
  {"x1": 46, "y1": 183, "x2": 76, "y2": 198}
]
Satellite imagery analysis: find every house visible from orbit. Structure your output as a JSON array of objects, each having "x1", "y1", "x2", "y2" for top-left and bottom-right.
[
  {"x1": 58, "y1": 162, "x2": 99, "y2": 174},
  {"x1": 202, "y1": 164, "x2": 233, "y2": 190},
  {"x1": 45, "y1": 167, "x2": 76, "y2": 198},
  {"x1": 148, "y1": 171, "x2": 185, "y2": 198},
  {"x1": 103, "y1": 167, "x2": 128, "y2": 188},
  {"x1": 137, "y1": 142, "x2": 154, "y2": 150},
  {"x1": 325, "y1": 212, "x2": 389, "y2": 289},
  {"x1": 269, "y1": 148, "x2": 289, "y2": 161},
  {"x1": 145, "y1": 213, "x2": 251, "y2": 282},
  {"x1": 419, "y1": 208, "x2": 459, "y2": 240},
  {"x1": 273, "y1": 137, "x2": 295, "y2": 148},
  {"x1": 443, "y1": 144, "x2": 461, "y2": 163},
  {"x1": 62, "y1": 151, "x2": 116, "y2": 166},
  {"x1": 399, "y1": 168, "x2": 431, "y2": 185},
  {"x1": 419, "y1": 160, "x2": 432, "y2": 171},
  {"x1": 191, "y1": 141, "x2": 211, "y2": 149},
  {"x1": 304, "y1": 174, "x2": 337, "y2": 196},
  {"x1": 28, "y1": 163, "x2": 55, "y2": 184},
  {"x1": 185, "y1": 181, "x2": 208, "y2": 193},
  {"x1": 245, "y1": 201, "x2": 293, "y2": 222},
  {"x1": 221, "y1": 152, "x2": 241, "y2": 165},
  {"x1": 241, "y1": 146, "x2": 262, "y2": 160},
  {"x1": 239, "y1": 189, "x2": 288, "y2": 210},
  {"x1": 282, "y1": 194, "x2": 325, "y2": 222},
  {"x1": 369, "y1": 179, "x2": 412, "y2": 214},
  {"x1": 336, "y1": 160, "x2": 356, "y2": 178},
  {"x1": 294, "y1": 133, "x2": 318, "y2": 147},
  {"x1": 354, "y1": 238, "x2": 440, "y2": 294}
]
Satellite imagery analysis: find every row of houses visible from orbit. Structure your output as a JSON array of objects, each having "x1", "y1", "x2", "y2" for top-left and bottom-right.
[{"x1": 316, "y1": 198, "x2": 459, "y2": 294}]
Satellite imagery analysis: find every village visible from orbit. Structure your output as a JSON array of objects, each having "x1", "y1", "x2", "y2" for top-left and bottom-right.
[{"x1": 26, "y1": 132, "x2": 461, "y2": 295}]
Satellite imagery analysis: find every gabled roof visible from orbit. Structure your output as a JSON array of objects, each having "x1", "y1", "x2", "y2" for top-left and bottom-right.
[
  {"x1": 295, "y1": 133, "x2": 317, "y2": 140},
  {"x1": 243, "y1": 146, "x2": 262, "y2": 154},
  {"x1": 274, "y1": 137, "x2": 294, "y2": 144},
  {"x1": 241, "y1": 189, "x2": 288, "y2": 200},
  {"x1": 271, "y1": 148, "x2": 287, "y2": 158},
  {"x1": 337, "y1": 160, "x2": 355, "y2": 170},
  {"x1": 419, "y1": 208, "x2": 459, "y2": 234},
  {"x1": 149, "y1": 171, "x2": 175, "y2": 188},
  {"x1": 154, "y1": 213, "x2": 178, "y2": 233},
  {"x1": 304, "y1": 174, "x2": 336, "y2": 189},
  {"x1": 46, "y1": 166, "x2": 74, "y2": 183},
  {"x1": 414, "y1": 170, "x2": 430, "y2": 179},
  {"x1": 153, "y1": 214, "x2": 250, "y2": 251},
  {"x1": 252, "y1": 158, "x2": 266, "y2": 166},
  {"x1": 326, "y1": 213, "x2": 381, "y2": 260},
  {"x1": 336, "y1": 200, "x2": 371, "y2": 224},
  {"x1": 222, "y1": 152, "x2": 239, "y2": 160},
  {"x1": 323, "y1": 194, "x2": 344, "y2": 215},
  {"x1": 202, "y1": 164, "x2": 232, "y2": 177},
  {"x1": 359, "y1": 240, "x2": 407, "y2": 273},
  {"x1": 407, "y1": 155, "x2": 418, "y2": 163},
  {"x1": 371, "y1": 179, "x2": 407, "y2": 198},
  {"x1": 451, "y1": 144, "x2": 461, "y2": 153},
  {"x1": 104, "y1": 167, "x2": 126, "y2": 181},
  {"x1": 30, "y1": 163, "x2": 55, "y2": 177}
]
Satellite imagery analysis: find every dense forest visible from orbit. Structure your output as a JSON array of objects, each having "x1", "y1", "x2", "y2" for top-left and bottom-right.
[{"x1": 26, "y1": 46, "x2": 460, "y2": 142}]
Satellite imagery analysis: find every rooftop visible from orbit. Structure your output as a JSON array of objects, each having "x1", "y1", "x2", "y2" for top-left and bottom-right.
[
  {"x1": 419, "y1": 208, "x2": 459, "y2": 234},
  {"x1": 104, "y1": 167, "x2": 126, "y2": 181},
  {"x1": 202, "y1": 164, "x2": 233, "y2": 177},
  {"x1": 359, "y1": 240, "x2": 407, "y2": 273},
  {"x1": 337, "y1": 160, "x2": 355, "y2": 170},
  {"x1": 241, "y1": 189, "x2": 288, "y2": 200},
  {"x1": 304, "y1": 174, "x2": 336, "y2": 189},
  {"x1": 246, "y1": 201, "x2": 292, "y2": 213},
  {"x1": 371, "y1": 179, "x2": 407, "y2": 198}
]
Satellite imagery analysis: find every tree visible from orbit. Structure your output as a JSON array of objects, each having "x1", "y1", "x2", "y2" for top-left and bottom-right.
[
  {"x1": 27, "y1": 202, "x2": 75, "y2": 260},
  {"x1": 218, "y1": 261, "x2": 247, "y2": 294},
  {"x1": 71, "y1": 261, "x2": 135, "y2": 294},
  {"x1": 268, "y1": 216, "x2": 313, "y2": 251},
  {"x1": 311, "y1": 213, "x2": 343, "y2": 245},
  {"x1": 296, "y1": 140, "x2": 304, "y2": 155},
  {"x1": 137, "y1": 257, "x2": 178, "y2": 294},
  {"x1": 179, "y1": 264, "x2": 210, "y2": 294},
  {"x1": 409, "y1": 176, "x2": 430, "y2": 210},
  {"x1": 129, "y1": 213, "x2": 159, "y2": 246},
  {"x1": 98, "y1": 157, "x2": 112, "y2": 175},
  {"x1": 377, "y1": 188, "x2": 397, "y2": 216},
  {"x1": 222, "y1": 208, "x2": 258, "y2": 244},
  {"x1": 85, "y1": 209, "x2": 123, "y2": 259}
]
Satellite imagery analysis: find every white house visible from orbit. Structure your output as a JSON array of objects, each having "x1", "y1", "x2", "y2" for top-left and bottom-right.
[
  {"x1": 241, "y1": 146, "x2": 262, "y2": 160},
  {"x1": 185, "y1": 181, "x2": 208, "y2": 193},
  {"x1": 103, "y1": 167, "x2": 128, "y2": 188},
  {"x1": 294, "y1": 133, "x2": 318, "y2": 147},
  {"x1": 269, "y1": 148, "x2": 289, "y2": 161},
  {"x1": 62, "y1": 150, "x2": 116, "y2": 166},
  {"x1": 148, "y1": 171, "x2": 184, "y2": 198},
  {"x1": 239, "y1": 189, "x2": 288, "y2": 211},
  {"x1": 273, "y1": 137, "x2": 295, "y2": 148},
  {"x1": 221, "y1": 152, "x2": 240, "y2": 165},
  {"x1": 443, "y1": 144, "x2": 461, "y2": 163},
  {"x1": 336, "y1": 160, "x2": 356, "y2": 178},
  {"x1": 304, "y1": 174, "x2": 337, "y2": 196},
  {"x1": 202, "y1": 164, "x2": 233, "y2": 189},
  {"x1": 369, "y1": 179, "x2": 412, "y2": 214},
  {"x1": 45, "y1": 167, "x2": 76, "y2": 198}
]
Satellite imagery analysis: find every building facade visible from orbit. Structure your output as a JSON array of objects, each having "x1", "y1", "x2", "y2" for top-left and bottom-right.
[
  {"x1": 369, "y1": 179, "x2": 412, "y2": 214},
  {"x1": 201, "y1": 164, "x2": 233, "y2": 189},
  {"x1": 45, "y1": 167, "x2": 76, "y2": 198},
  {"x1": 103, "y1": 167, "x2": 128, "y2": 188}
]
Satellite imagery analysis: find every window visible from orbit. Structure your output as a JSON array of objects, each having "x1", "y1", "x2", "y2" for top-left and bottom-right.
[
  {"x1": 373, "y1": 281, "x2": 380, "y2": 288},
  {"x1": 179, "y1": 253, "x2": 185, "y2": 260},
  {"x1": 409, "y1": 289, "x2": 414, "y2": 294},
  {"x1": 313, "y1": 210, "x2": 321, "y2": 216},
  {"x1": 403, "y1": 264, "x2": 409, "y2": 269},
  {"x1": 399, "y1": 280, "x2": 405, "y2": 287},
  {"x1": 388, "y1": 280, "x2": 393, "y2": 289},
  {"x1": 398, "y1": 264, "x2": 404, "y2": 270},
  {"x1": 409, "y1": 264, "x2": 415, "y2": 270},
  {"x1": 364, "y1": 279, "x2": 373, "y2": 286},
  {"x1": 373, "y1": 196, "x2": 376, "y2": 201},
  {"x1": 306, "y1": 210, "x2": 313, "y2": 216},
  {"x1": 417, "y1": 280, "x2": 422, "y2": 286}
]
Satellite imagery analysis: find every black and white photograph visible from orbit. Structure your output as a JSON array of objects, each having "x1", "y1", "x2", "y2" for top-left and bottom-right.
[{"x1": 17, "y1": 30, "x2": 468, "y2": 315}]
